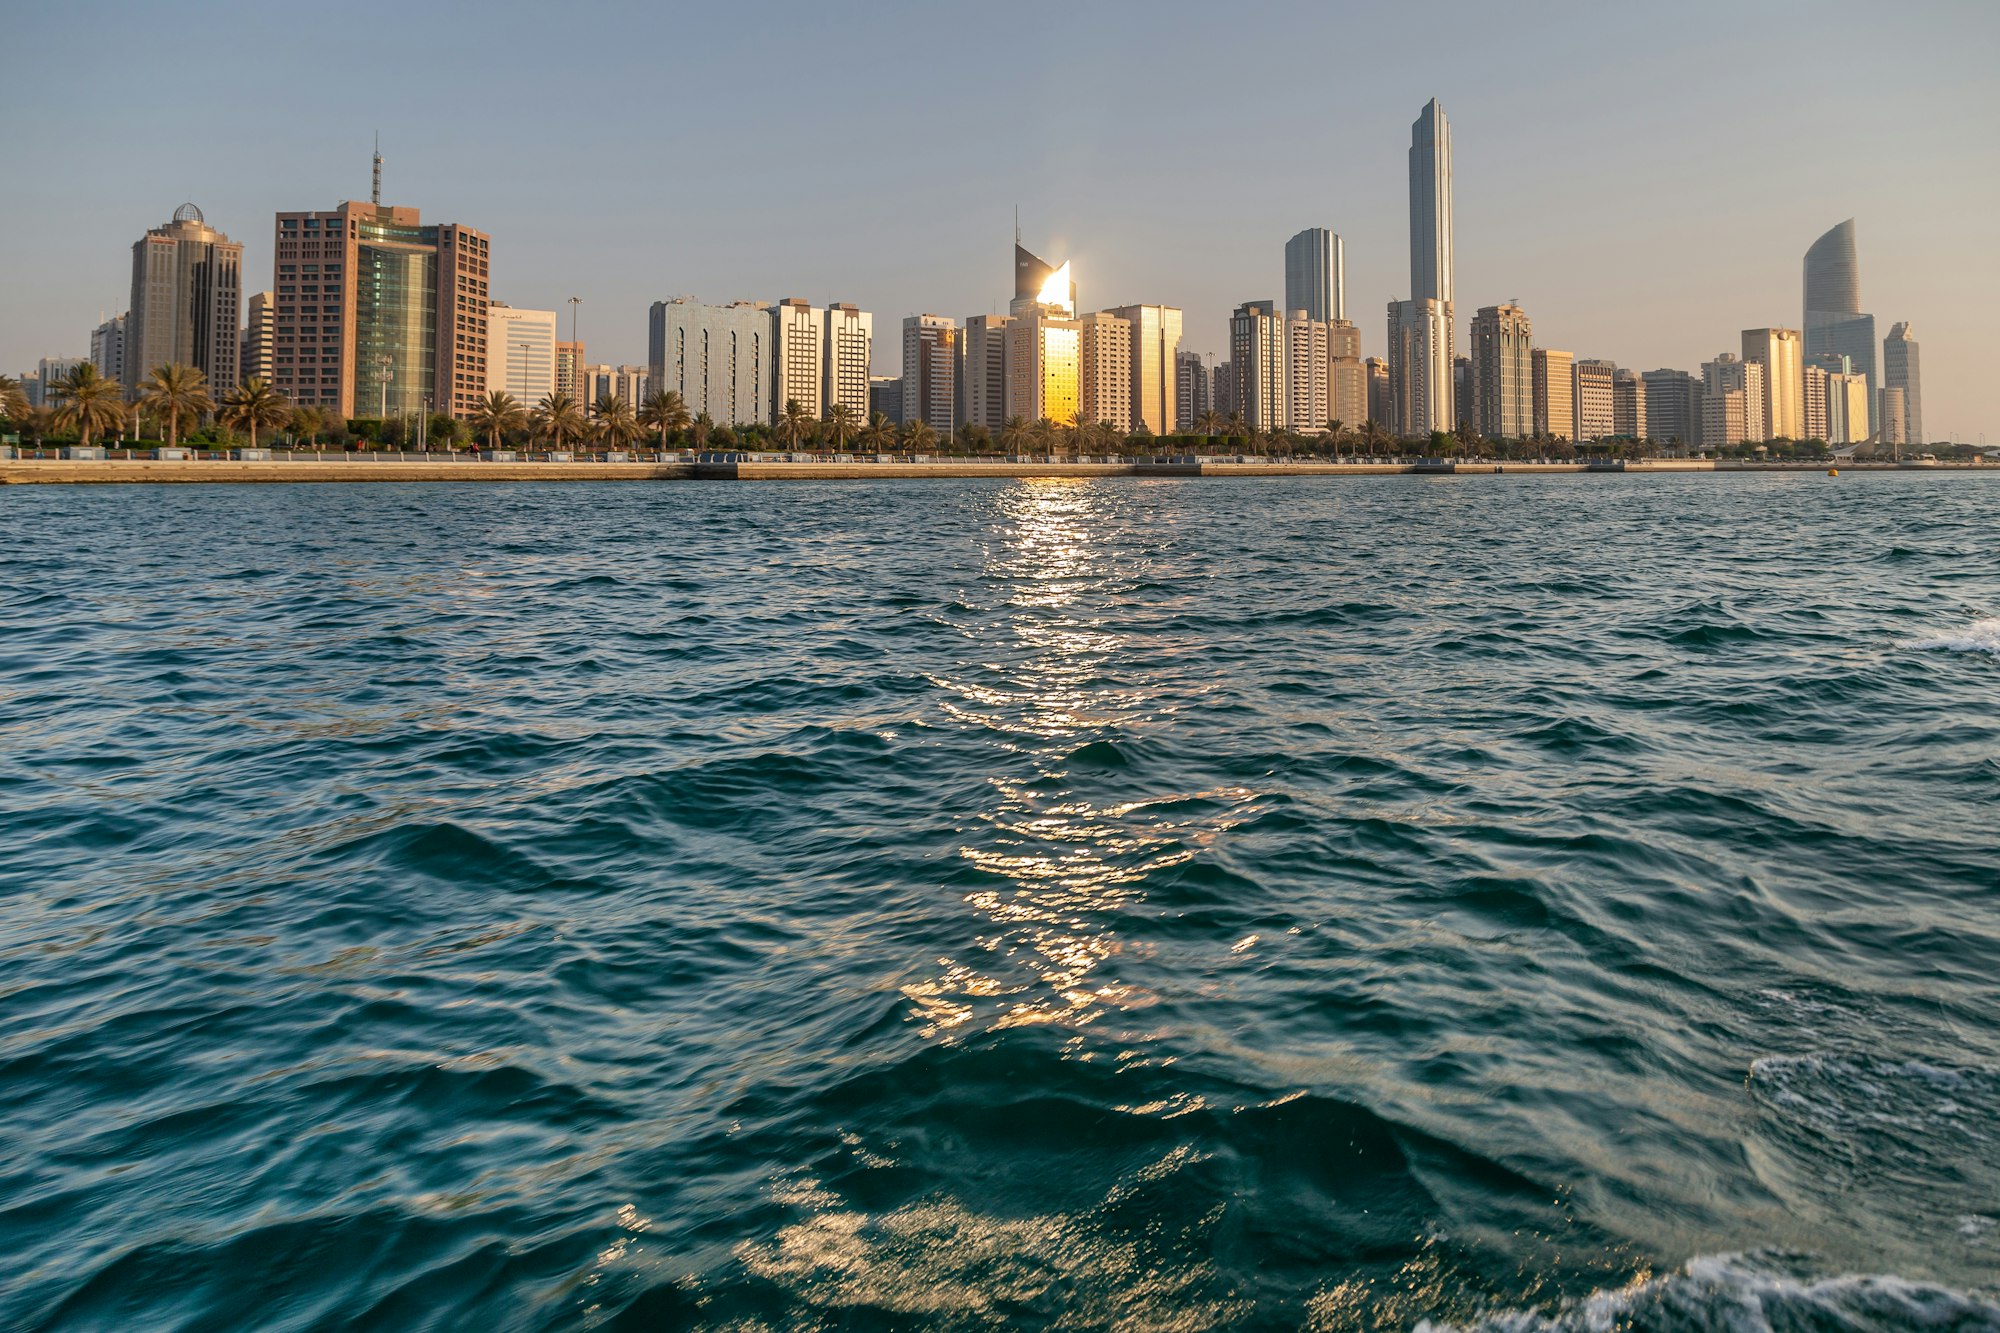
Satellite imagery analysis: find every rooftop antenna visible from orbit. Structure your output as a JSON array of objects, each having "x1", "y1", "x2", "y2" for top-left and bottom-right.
[
  {"x1": 372, "y1": 133, "x2": 382, "y2": 206},
  {"x1": 1015, "y1": 206, "x2": 1020, "y2": 244}
]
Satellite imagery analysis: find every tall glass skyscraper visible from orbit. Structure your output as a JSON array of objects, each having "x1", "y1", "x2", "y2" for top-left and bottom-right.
[
  {"x1": 1803, "y1": 219, "x2": 1877, "y2": 393},
  {"x1": 1283, "y1": 228, "x2": 1345, "y2": 324},
  {"x1": 1389, "y1": 99, "x2": 1454, "y2": 436},
  {"x1": 1882, "y1": 322, "x2": 1923, "y2": 446}
]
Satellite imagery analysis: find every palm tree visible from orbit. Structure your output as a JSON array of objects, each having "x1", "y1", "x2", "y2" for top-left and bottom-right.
[
  {"x1": 592, "y1": 393, "x2": 641, "y2": 450},
  {"x1": 137, "y1": 364, "x2": 213, "y2": 449},
  {"x1": 900, "y1": 418, "x2": 938, "y2": 453},
  {"x1": 774, "y1": 397, "x2": 815, "y2": 449},
  {"x1": 689, "y1": 411, "x2": 714, "y2": 449},
  {"x1": 469, "y1": 389, "x2": 527, "y2": 450},
  {"x1": 1223, "y1": 412, "x2": 1249, "y2": 441},
  {"x1": 1194, "y1": 409, "x2": 1226, "y2": 437},
  {"x1": 0, "y1": 374, "x2": 27, "y2": 422},
  {"x1": 959, "y1": 422, "x2": 992, "y2": 453},
  {"x1": 638, "y1": 389, "x2": 690, "y2": 447},
  {"x1": 823, "y1": 402, "x2": 861, "y2": 452},
  {"x1": 219, "y1": 377, "x2": 293, "y2": 450},
  {"x1": 859, "y1": 410, "x2": 895, "y2": 452},
  {"x1": 1031, "y1": 417, "x2": 1058, "y2": 456},
  {"x1": 1358, "y1": 418, "x2": 1391, "y2": 457},
  {"x1": 52, "y1": 364, "x2": 127, "y2": 448},
  {"x1": 999, "y1": 414, "x2": 1032, "y2": 455},
  {"x1": 287, "y1": 404, "x2": 325, "y2": 448},
  {"x1": 533, "y1": 393, "x2": 587, "y2": 451}
]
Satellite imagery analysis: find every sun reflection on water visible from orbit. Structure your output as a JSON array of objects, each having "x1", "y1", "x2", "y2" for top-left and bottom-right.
[{"x1": 903, "y1": 482, "x2": 1260, "y2": 1041}]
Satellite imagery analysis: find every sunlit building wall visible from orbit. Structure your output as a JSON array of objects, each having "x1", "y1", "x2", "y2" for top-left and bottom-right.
[
  {"x1": 1741, "y1": 327, "x2": 1804, "y2": 440},
  {"x1": 1283, "y1": 310, "x2": 1329, "y2": 433},
  {"x1": 1003, "y1": 308, "x2": 1080, "y2": 428},
  {"x1": 1573, "y1": 358, "x2": 1617, "y2": 441},
  {"x1": 1079, "y1": 311, "x2": 1133, "y2": 431},
  {"x1": 901, "y1": 314, "x2": 959, "y2": 434},
  {"x1": 485, "y1": 302, "x2": 557, "y2": 408},
  {"x1": 1229, "y1": 300, "x2": 1286, "y2": 431},
  {"x1": 648, "y1": 297, "x2": 772, "y2": 426},
  {"x1": 1470, "y1": 302, "x2": 1532, "y2": 440},
  {"x1": 130, "y1": 203, "x2": 242, "y2": 396},
  {"x1": 823, "y1": 304, "x2": 872, "y2": 423},
  {"x1": 772, "y1": 298, "x2": 823, "y2": 418},
  {"x1": 1802, "y1": 363, "x2": 1829, "y2": 441},
  {"x1": 1387, "y1": 298, "x2": 1452, "y2": 436},
  {"x1": 1105, "y1": 304, "x2": 1182, "y2": 436},
  {"x1": 1532, "y1": 348, "x2": 1574, "y2": 440},
  {"x1": 1827, "y1": 371, "x2": 1870, "y2": 445},
  {"x1": 1702, "y1": 353, "x2": 1765, "y2": 446}
]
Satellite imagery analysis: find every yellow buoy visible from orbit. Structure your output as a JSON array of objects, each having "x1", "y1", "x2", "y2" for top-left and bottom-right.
[{"x1": 1828, "y1": 468, "x2": 1839, "y2": 476}]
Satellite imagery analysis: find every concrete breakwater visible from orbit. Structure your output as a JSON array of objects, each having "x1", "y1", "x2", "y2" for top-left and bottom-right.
[{"x1": 0, "y1": 455, "x2": 1983, "y2": 484}]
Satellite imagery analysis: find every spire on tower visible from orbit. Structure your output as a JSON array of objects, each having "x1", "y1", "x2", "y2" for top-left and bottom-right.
[{"x1": 372, "y1": 134, "x2": 382, "y2": 206}]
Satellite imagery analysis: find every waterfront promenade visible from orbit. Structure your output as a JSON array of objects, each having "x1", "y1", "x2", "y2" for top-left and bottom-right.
[{"x1": 0, "y1": 452, "x2": 1985, "y2": 484}]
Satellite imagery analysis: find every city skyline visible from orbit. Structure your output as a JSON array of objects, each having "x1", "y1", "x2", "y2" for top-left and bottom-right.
[{"x1": 3, "y1": 2, "x2": 1996, "y2": 441}]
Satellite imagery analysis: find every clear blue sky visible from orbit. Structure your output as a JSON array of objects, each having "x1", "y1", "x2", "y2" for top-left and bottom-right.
[{"x1": 5, "y1": 0, "x2": 1996, "y2": 441}]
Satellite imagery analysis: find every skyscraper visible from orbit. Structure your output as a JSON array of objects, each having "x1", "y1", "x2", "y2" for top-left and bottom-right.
[
  {"x1": 1003, "y1": 308, "x2": 1078, "y2": 429},
  {"x1": 904, "y1": 314, "x2": 960, "y2": 433},
  {"x1": 1573, "y1": 359, "x2": 1616, "y2": 441},
  {"x1": 1284, "y1": 228, "x2": 1345, "y2": 324},
  {"x1": 1012, "y1": 241, "x2": 1075, "y2": 317},
  {"x1": 1702, "y1": 353, "x2": 1766, "y2": 447},
  {"x1": 1229, "y1": 301, "x2": 1286, "y2": 431},
  {"x1": 555, "y1": 341, "x2": 584, "y2": 404},
  {"x1": 963, "y1": 315, "x2": 1011, "y2": 433},
  {"x1": 1329, "y1": 320, "x2": 1366, "y2": 430},
  {"x1": 1882, "y1": 322, "x2": 1922, "y2": 446},
  {"x1": 1283, "y1": 310, "x2": 1329, "y2": 433},
  {"x1": 1105, "y1": 305, "x2": 1183, "y2": 436},
  {"x1": 1741, "y1": 327, "x2": 1804, "y2": 440},
  {"x1": 1803, "y1": 220, "x2": 1877, "y2": 391},
  {"x1": 1388, "y1": 98, "x2": 1454, "y2": 436},
  {"x1": 1531, "y1": 348, "x2": 1574, "y2": 441},
  {"x1": 1078, "y1": 311, "x2": 1133, "y2": 431},
  {"x1": 772, "y1": 298, "x2": 824, "y2": 418},
  {"x1": 486, "y1": 302, "x2": 557, "y2": 409},
  {"x1": 1642, "y1": 369, "x2": 1702, "y2": 451},
  {"x1": 91, "y1": 313, "x2": 128, "y2": 385},
  {"x1": 1878, "y1": 386, "x2": 1907, "y2": 449},
  {"x1": 1470, "y1": 303, "x2": 1532, "y2": 440},
  {"x1": 127, "y1": 203, "x2": 242, "y2": 396},
  {"x1": 1175, "y1": 350, "x2": 1209, "y2": 431},
  {"x1": 1803, "y1": 363, "x2": 1829, "y2": 442},
  {"x1": 1612, "y1": 368, "x2": 1647, "y2": 440},
  {"x1": 239, "y1": 293, "x2": 273, "y2": 385},
  {"x1": 821, "y1": 305, "x2": 872, "y2": 425},
  {"x1": 272, "y1": 199, "x2": 489, "y2": 419},
  {"x1": 1364, "y1": 357, "x2": 1390, "y2": 430}
]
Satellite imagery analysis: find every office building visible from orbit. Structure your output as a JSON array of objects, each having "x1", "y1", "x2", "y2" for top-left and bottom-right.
[
  {"x1": 648, "y1": 297, "x2": 772, "y2": 426},
  {"x1": 868, "y1": 375, "x2": 903, "y2": 425},
  {"x1": 1329, "y1": 320, "x2": 1365, "y2": 429},
  {"x1": 823, "y1": 304, "x2": 872, "y2": 423},
  {"x1": 1470, "y1": 303, "x2": 1532, "y2": 440},
  {"x1": 1702, "y1": 353, "x2": 1766, "y2": 447},
  {"x1": 1106, "y1": 304, "x2": 1183, "y2": 435},
  {"x1": 1077, "y1": 312, "x2": 1134, "y2": 431},
  {"x1": 1803, "y1": 220, "x2": 1877, "y2": 391},
  {"x1": 1284, "y1": 310, "x2": 1329, "y2": 433},
  {"x1": 271, "y1": 199, "x2": 489, "y2": 419},
  {"x1": 33, "y1": 357, "x2": 85, "y2": 407},
  {"x1": 1642, "y1": 369, "x2": 1701, "y2": 450},
  {"x1": 238, "y1": 294, "x2": 272, "y2": 385},
  {"x1": 576, "y1": 364, "x2": 648, "y2": 409},
  {"x1": 1532, "y1": 348, "x2": 1574, "y2": 440},
  {"x1": 1741, "y1": 327, "x2": 1804, "y2": 440},
  {"x1": 1002, "y1": 307, "x2": 1079, "y2": 429},
  {"x1": 1365, "y1": 357, "x2": 1391, "y2": 427},
  {"x1": 771, "y1": 298, "x2": 823, "y2": 418},
  {"x1": 1882, "y1": 322, "x2": 1923, "y2": 446},
  {"x1": 555, "y1": 341, "x2": 584, "y2": 403},
  {"x1": 127, "y1": 203, "x2": 242, "y2": 396},
  {"x1": 1230, "y1": 300, "x2": 1286, "y2": 431},
  {"x1": 1826, "y1": 370, "x2": 1870, "y2": 445},
  {"x1": 1012, "y1": 241, "x2": 1075, "y2": 317},
  {"x1": 1212, "y1": 360, "x2": 1236, "y2": 421},
  {"x1": 1387, "y1": 299, "x2": 1453, "y2": 436},
  {"x1": 1175, "y1": 349, "x2": 1208, "y2": 431},
  {"x1": 900, "y1": 314, "x2": 959, "y2": 433},
  {"x1": 1612, "y1": 368, "x2": 1647, "y2": 439},
  {"x1": 1803, "y1": 363, "x2": 1829, "y2": 442},
  {"x1": 486, "y1": 303, "x2": 558, "y2": 408},
  {"x1": 91, "y1": 313, "x2": 128, "y2": 385},
  {"x1": 1878, "y1": 386, "x2": 1907, "y2": 449},
  {"x1": 1573, "y1": 358, "x2": 1616, "y2": 441},
  {"x1": 1284, "y1": 227, "x2": 1345, "y2": 323},
  {"x1": 962, "y1": 315, "x2": 1011, "y2": 433}
]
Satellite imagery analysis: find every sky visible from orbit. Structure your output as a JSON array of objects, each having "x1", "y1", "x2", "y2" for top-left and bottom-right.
[{"x1": 4, "y1": 0, "x2": 1997, "y2": 442}]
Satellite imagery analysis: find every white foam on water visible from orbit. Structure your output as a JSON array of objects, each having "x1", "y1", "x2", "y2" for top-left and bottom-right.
[
  {"x1": 1901, "y1": 616, "x2": 2000, "y2": 656},
  {"x1": 1416, "y1": 1252, "x2": 2000, "y2": 1333}
]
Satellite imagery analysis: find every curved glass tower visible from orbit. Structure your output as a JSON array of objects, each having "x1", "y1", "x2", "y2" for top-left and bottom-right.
[{"x1": 1803, "y1": 219, "x2": 1876, "y2": 390}]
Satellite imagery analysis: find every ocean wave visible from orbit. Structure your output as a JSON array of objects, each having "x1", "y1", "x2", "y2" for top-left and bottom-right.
[
  {"x1": 1412, "y1": 1251, "x2": 2000, "y2": 1333},
  {"x1": 1902, "y1": 617, "x2": 2000, "y2": 656}
]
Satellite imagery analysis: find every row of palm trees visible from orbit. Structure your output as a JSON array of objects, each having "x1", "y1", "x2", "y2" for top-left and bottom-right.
[{"x1": 0, "y1": 362, "x2": 310, "y2": 450}]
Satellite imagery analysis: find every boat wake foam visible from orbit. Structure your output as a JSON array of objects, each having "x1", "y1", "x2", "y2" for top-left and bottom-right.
[{"x1": 1902, "y1": 616, "x2": 2000, "y2": 656}]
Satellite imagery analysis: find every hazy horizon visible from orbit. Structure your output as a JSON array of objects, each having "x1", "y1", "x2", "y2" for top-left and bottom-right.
[{"x1": 5, "y1": 0, "x2": 1996, "y2": 441}]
